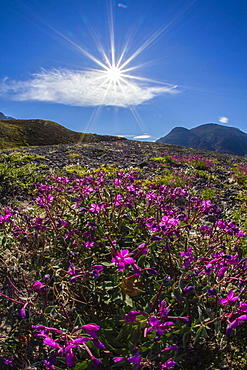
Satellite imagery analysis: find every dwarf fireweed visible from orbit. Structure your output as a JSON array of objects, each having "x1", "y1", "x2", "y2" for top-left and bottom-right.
[{"x1": 0, "y1": 160, "x2": 247, "y2": 369}]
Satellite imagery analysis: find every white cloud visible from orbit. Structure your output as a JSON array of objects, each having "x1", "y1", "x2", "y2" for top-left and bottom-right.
[
  {"x1": 0, "y1": 69, "x2": 178, "y2": 108},
  {"x1": 218, "y1": 116, "x2": 229, "y2": 124},
  {"x1": 133, "y1": 134, "x2": 151, "y2": 139}
]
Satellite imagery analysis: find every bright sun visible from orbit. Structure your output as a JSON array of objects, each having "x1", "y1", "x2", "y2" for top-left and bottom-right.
[{"x1": 106, "y1": 66, "x2": 122, "y2": 82}]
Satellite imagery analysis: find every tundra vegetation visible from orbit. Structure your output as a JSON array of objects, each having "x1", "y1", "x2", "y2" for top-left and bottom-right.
[{"x1": 0, "y1": 151, "x2": 247, "y2": 369}]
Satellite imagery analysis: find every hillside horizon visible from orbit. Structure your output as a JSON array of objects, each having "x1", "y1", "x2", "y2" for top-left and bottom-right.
[
  {"x1": 1, "y1": 112, "x2": 247, "y2": 157},
  {"x1": 156, "y1": 123, "x2": 247, "y2": 157}
]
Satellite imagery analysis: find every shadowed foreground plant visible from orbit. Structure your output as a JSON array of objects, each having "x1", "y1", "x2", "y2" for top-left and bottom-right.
[{"x1": 0, "y1": 163, "x2": 246, "y2": 369}]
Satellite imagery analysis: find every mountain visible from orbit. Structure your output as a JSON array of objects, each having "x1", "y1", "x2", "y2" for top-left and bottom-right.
[
  {"x1": 156, "y1": 123, "x2": 247, "y2": 156},
  {"x1": 0, "y1": 112, "x2": 15, "y2": 120},
  {"x1": 0, "y1": 119, "x2": 125, "y2": 149}
]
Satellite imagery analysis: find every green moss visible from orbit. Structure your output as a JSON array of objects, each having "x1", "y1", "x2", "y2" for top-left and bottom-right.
[
  {"x1": 201, "y1": 188, "x2": 217, "y2": 200},
  {"x1": 150, "y1": 156, "x2": 174, "y2": 165},
  {"x1": 0, "y1": 151, "x2": 45, "y2": 163},
  {"x1": 64, "y1": 164, "x2": 87, "y2": 177},
  {"x1": 66, "y1": 152, "x2": 81, "y2": 159}
]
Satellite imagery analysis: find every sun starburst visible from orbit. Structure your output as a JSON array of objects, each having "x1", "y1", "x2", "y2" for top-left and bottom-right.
[
  {"x1": 105, "y1": 66, "x2": 123, "y2": 83},
  {"x1": 0, "y1": 0, "x2": 183, "y2": 137}
]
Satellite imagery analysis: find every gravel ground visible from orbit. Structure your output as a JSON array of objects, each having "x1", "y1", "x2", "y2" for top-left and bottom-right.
[
  {"x1": 1, "y1": 139, "x2": 247, "y2": 171},
  {"x1": 1, "y1": 140, "x2": 247, "y2": 211}
]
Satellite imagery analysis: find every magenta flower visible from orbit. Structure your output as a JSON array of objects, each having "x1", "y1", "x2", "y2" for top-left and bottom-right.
[
  {"x1": 123, "y1": 311, "x2": 141, "y2": 322},
  {"x1": 162, "y1": 345, "x2": 179, "y2": 351},
  {"x1": 180, "y1": 247, "x2": 194, "y2": 268},
  {"x1": 43, "y1": 336, "x2": 61, "y2": 349},
  {"x1": 91, "y1": 356, "x2": 101, "y2": 368},
  {"x1": 114, "y1": 178, "x2": 122, "y2": 186},
  {"x1": 20, "y1": 303, "x2": 28, "y2": 319},
  {"x1": 89, "y1": 203, "x2": 102, "y2": 213},
  {"x1": 0, "y1": 209, "x2": 12, "y2": 224},
  {"x1": 44, "y1": 359, "x2": 55, "y2": 370},
  {"x1": 65, "y1": 350, "x2": 76, "y2": 367},
  {"x1": 218, "y1": 290, "x2": 238, "y2": 306},
  {"x1": 159, "y1": 216, "x2": 179, "y2": 228},
  {"x1": 114, "y1": 194, "x2": 123, "y2": 206},
  {"x1": 159, "y1": 300, "x2": 170, "y2": 318},
  {"x1": 201, "y1": 200, "x2": 213, "y2": 212},
  {"x1": 127, "y1": 351, "x2": 142, "y2": 369},
  {"x1": 113, "y1": 352, "x2": 142, "y2": 370},
  {"x1": 161, "y1": 358, "x2": 178, "y2": 369},
  {"x1": 237, "y1": 301, "x2": 247, "y2": 313},
  {"x1": 81, "y1": 323, "x2": 100, "y2": 338},
  {"x1": 33, "y1": 280, "x2": 45, "y2": 290},
  {"x1": 92, "y1": 339, "x2": 106, "y2": 349},
  {"x1": 183, "y1": 286, "x2": 195, "y2": 295},
  {"x1": 2, "y1": 357, "x2": 14, "y2": 366},
  {"x1": 90, "y1": 264, "x2": 104, "y2": 277},
  {"x1": 113, "y1": 357, "x2": 125, "y2": 363},
  {"x1": 147, "y1": 317, "x2": 174, "y2": 336},
  {"x1": 111, "y1": 249, "x2": 135, "y2": 271},
  {"x1": 218, "y1": 266, "x2": 228, "y2": 280},
  {"x1": 226, "y1": 315, "x2": 247, "y2": 335},
  {"x1": 33, "y1": 324, "x2": 97, "y2": 368}
]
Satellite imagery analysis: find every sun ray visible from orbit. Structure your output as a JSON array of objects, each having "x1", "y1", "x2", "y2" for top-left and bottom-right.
[
  {"x1": 117, "y1": 0, "x2": 199, "y2": 70},
  {"x1": 11, "y1": 0, "x2": 194, "y2": 136},
  {"x1": 116, "y1": 79, "x2": 149, "y2": 133},
  {"x1": 84, "y1": 105, "x2": 103, "y2": 133},
  {"x1": 79, "y1": 18, "x2": 113, "y2": 69},
  {"x1": 107, "y1": 0, "x2": 116, "y2": 68}
]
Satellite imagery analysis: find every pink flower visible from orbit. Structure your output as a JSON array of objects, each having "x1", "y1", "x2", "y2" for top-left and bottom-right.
[
  {"x1": 161, "y1": 358, "x2": 178, "y2": 369},
  {"x1": 218, "y1": 290, "x2": 238, "y2": 306},
  {"x1": 226, "y1": 315, "x2": 247, "y2": 335},
  {"x1": 123, "y1": 311, "x2": 141, "y2": 322},
  {"x1": 114, "y1": 178, "x2": 122, "y2": 186},
  {"x1": 33, "y1": 280, "x2": 45, "y2": 290},
  {"x1": 147, "y1": 317, "x2": 174, "y2": 336},
  {"x1": 20, "y1": 303, "x2": 28, "y2": 319},
  {"x1": 81, "y1": 323, "x2": 100, "y2": 338},
  {"x1": 111, "y1": 249, "x2": 135, "y2": 271},
  {"x1": 43, "y1": 336, "x2": 61, "y2": 349},
  {"x1": 180, "y1": 247, "x2": 194, "y2": 268},
  {"x1": 89, "y1": 203, "x2": 101, "y2": 213},
  {"x1": 65, "y1": 349, "x2": 76, "y2": 367}
]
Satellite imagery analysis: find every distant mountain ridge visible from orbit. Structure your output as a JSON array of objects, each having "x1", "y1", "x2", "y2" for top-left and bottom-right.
[
  {"x1": 0, "y1": 112, "x2": 15, "y2": 120},
  {"x1": 156, "y1": 123, "x2": 247, "y2": 157}
]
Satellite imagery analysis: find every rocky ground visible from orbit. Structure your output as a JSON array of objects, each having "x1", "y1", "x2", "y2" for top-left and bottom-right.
[
  {"x1": 1, "y1": 140, "x2": 247, "y2": 213},
  {"x1": 1, "y1": 139, "x2": 247, "y2": 171}
]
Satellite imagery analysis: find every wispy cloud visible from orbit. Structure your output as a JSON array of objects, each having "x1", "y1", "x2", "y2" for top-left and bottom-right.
[
  {"x1": 133, "y1": 134, "x2": 151, "y2": 139},
  {"x1": 218, "y1": 116, "x2": 229, "y2": 124},
  {"x1": 0, "y1": 69, "x2": 178, "y2": 108}
]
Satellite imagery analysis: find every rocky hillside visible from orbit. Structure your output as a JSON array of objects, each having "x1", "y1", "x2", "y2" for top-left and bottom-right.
[
  {"x1": 0, "y1": 118, "x2": 125, "y2": 149},
  {"x1": 156, "y1": 123, "x2": 247, "y2": 156}
]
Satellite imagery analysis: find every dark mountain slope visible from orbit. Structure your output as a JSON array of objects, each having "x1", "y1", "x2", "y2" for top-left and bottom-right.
[
  {"x1": 157, "y1": 127, "x2": 213, "y2": 151},
  {"x1": 156, "y1": 123, "x2": 247, "y2": 156},
  {"x1": 0, "y1": 112, "x2": 15, "y2": 120}
]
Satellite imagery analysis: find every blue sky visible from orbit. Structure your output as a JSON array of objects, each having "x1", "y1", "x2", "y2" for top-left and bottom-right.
[{"x1": 0, "y1": 0, "x2": 246, "y2": 141}]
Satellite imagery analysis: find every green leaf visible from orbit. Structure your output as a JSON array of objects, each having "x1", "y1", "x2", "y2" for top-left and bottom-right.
[
  {"x1": 198, "y1": 306, "x2": 203, "y2": 323},
  {"x1": 73, "y1": 311, "x2": 85, "y2": 328},
  {"x1": 74, "y1": 361, "x2": 89, "y2": 370},
  {"x1": 101, "y1": 262, "x2": 114, "y2": 267},
  {"x1": 214, "y1": 319, "x2": 222, "y2": 335},
  {"x1": 183, "y1": 331, "x2": 190, "y2": 348},
  {"x1": 193, "y1": 326, "x2": 204, "y2": 344},
  {"x1": 201, "y1": 326, "x2": 209, "y2": 338},
  {"x1": 131, "y1": 324, "x2": 142, "y2": 344},
  {"x1": 125, "y1": 294, "x2": 134, "y2": 307}
]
